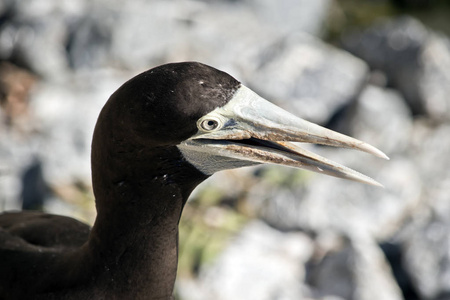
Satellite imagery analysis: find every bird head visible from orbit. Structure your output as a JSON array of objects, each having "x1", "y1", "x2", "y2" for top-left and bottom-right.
[{"x1": 104, "y1": 62, "x2": 388, "y2": 186}]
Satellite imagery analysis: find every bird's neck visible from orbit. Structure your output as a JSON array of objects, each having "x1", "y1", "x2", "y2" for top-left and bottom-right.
[{"x1": 85, "y1": 110, "x2": 207, "y2": 298}]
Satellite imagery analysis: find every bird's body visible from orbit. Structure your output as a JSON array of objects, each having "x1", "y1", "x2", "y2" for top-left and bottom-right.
[{"x1": 0, "y1": 62, "x2": 387, "y2": 299}]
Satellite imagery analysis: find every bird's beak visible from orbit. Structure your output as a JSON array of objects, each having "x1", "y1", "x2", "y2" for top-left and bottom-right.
[{"x1": 178, "y1": 85, "x2": 388, "y2": 186}]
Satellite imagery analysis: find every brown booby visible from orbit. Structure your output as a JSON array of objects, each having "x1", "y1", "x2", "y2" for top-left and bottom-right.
[{"x1": 0, "y1": 62, "x2": 387, "y2": 300}]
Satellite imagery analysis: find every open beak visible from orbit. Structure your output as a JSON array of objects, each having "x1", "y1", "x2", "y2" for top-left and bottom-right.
[{"x1": 178, "y1": 85, "x2": 388, "y2": 186}]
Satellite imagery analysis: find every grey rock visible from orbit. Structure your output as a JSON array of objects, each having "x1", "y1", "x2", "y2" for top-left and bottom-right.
[
  {"x1": 308, "y1": 235, "x2": 355, "y2": 299},
  {"x1": 411, "y1": 121, "x2": 450, "y2": 192},
  {"x1": 402, "y1": 217, "x2": 450, "y2": 299},
  {"x1": 308, "y1": 233, "x2": 403, "y2": 300},
  {"x1": 249, "y1": 33, "x2": 369, "y2": 124},
  {"x1": 178, "y1": 221, "x2": 313, "y2": 300},
  {"x1": 397, "y1": 121, "x2": 450, "y2": 299},
  {"x1": 242, "y1": 0, "x2": 331, "y2": 37},
  {"x1": 0, "y1": 0, "x2": 86, "y2": 79},
  {"x1": 66, "y1": 9, "x2": 115, "y2": 69},
  {"x1": 348, "y1": 85, "x2": 412, "y2": 157},
  {"x1": 29, "y1": 70, "x2": 129, "y2": 184},
  {"x1": 253, "y1": 156, "x2": 419, "y2": 239},
  {"x1": 0, "y1": 69, "x2": 128, "y2": 210},
  {"x1": 342, "y1": 18, "x2": 450, "y2": 298},
  {"x1": 342, "y1": 17, "x2": 427, "y2": 115},
  {"x1": 418, "y1": 34, "x2": 450, "y2": 121},
  {"x1": 101, "y1": 0, "x2": 332, "y2": 81},
  {"x1": 343, "y1": 16, "x2": 450, "y2": 121}
]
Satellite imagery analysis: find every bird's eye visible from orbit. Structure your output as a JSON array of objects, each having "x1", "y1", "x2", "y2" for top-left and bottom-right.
[{"x1": 200, "y1": 118, "x2": 220, "y2": 131}]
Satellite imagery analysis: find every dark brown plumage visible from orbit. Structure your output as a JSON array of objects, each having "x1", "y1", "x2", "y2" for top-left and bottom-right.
[{"x1": 0, "y1": 62, "x2": 239, "y2": 299}]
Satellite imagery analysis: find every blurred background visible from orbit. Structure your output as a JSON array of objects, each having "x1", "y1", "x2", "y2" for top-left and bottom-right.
[{"x1": 1, "y1": 0, "x2": 450, "y2": 299}]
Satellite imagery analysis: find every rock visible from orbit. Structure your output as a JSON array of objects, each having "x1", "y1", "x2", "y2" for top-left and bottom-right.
[
  {"x1": 308, "y1": 233, "x2": 403, "y2": 300},
  {"x1": 397, "y1": 121, "x2": 450, "y2": 299},
  {"x1": 0, "y1": 0, "x2": 79, "y2": 79},
  {"x1": 419, "y1": 33, "x2": 450, "y2": 121},
  {"x1": 106, "y1": 0, "x2": 332, "y2": 71},
  {"x1": 411, "y1": 121, "x2": 450, "y2": 192},
  {"x1": 0, "y1": 0, "x2": 333, "y2": 77},
  {"x1": 29, "y1": 70, "x2": 129, "y2": 184},
  {"x1": 400, "y1": 215, "x2": 450, "y2": 299},
  {"x1": 343, "y1": 16, "x2": 450, "y2": 121},
  {"x1": 342, "y1": 17, "x2": 427, "y2": 115},
  {"x1": 308, "y1": 234, "x2": 355, "y2": 299},
  {"x1": 65, "y1": 9, "x2": 114, "y2": 69},
  {"x1": 252, "y1": 156, "x2": 419, "y2": 239},
  {"x1": 242, "y1": 0, "x2": 331, "y2": 36},
  {"x1": 249, "y1": 33, "x2": 369, "y2": 124},
  {"x1": 343, "y1": 26, "x2": 450, "y2": 298},
  {"x1": 177, "y1": 221, "x2": 313, "y2": 300},
  {"x1": 347, "y1": 85, "x2": 413, "y2": 156},
  {"x1": 380, "y1": 241, "x2": 419, "y2": 300},
  {"x1": 351, "y1": 236, "x2": 403, "y2": 300}
]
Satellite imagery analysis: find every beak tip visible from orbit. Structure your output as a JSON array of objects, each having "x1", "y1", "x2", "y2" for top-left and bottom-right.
[
  {"x1": 361, "y1": 143, "x2": 389, "y2": 160},
  {"x1": 343, "y1": 169, "x2": 384, "y2": 188},
  {"x1": 371, "y1": 180, "x2": 385, "y2": 188},
  {"x1": 379, "y1": 152, "x2": 390, "y2": 161},
  {"x1": 358, "y1": 176, "x2": 384, "y2": 188}
]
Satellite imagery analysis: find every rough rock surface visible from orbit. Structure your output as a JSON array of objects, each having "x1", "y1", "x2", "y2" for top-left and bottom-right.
[
  {"x1": 178, "y1": 221, "x2": 312, "y2": 300},
  {"x1": 343, "y1": 16, "x2": 450, "y2": 121}
]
